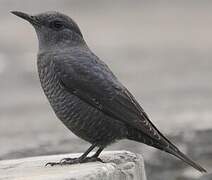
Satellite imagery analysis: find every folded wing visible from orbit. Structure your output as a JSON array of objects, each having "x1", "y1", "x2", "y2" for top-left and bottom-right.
[{"x1": 53, "y1": 52, "x2": 169, "y2": 146}]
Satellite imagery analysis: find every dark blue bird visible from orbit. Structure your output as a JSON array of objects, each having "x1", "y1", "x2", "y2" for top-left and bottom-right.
[{"x1": 11, "y1": 11, "x2": 206, "y2": 173}]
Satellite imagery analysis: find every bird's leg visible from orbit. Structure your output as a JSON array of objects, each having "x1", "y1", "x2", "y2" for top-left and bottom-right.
[
  {"x1": 45, "y1": 144, "x2": 96, "y2": 166},
  {"x1": 92, "y1": 147, "x2": 104, "y2": 158},
  {"x1": 60, "y1": 146, "x2": 104, "y2": 164},
  {"x1": 87, "y1": 147, "x2": 104, "y2": 162}
]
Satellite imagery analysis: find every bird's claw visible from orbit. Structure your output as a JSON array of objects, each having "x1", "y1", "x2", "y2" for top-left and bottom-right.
[
  {"x1": 45, "y1": 162, "x2": 61, "y2": 166},
  {"x1": 60, "y1": 157, "x2": 77, "y2": 163},
  {"x1": 45, "y1": 158, "x2": 78, "y2": 166},
  {"x1": 45, "y1": 157, "x2": 103, "y2": 167}
]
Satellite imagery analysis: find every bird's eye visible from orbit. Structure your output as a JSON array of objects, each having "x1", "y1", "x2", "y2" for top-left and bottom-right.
[{"x1": 50, "y1": 20, "x2": 64, "y2": 30}]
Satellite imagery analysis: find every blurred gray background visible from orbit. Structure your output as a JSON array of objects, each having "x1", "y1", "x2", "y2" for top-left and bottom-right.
[{"x1": 0, "y1": 0, "x2": 212, "y2": 179}]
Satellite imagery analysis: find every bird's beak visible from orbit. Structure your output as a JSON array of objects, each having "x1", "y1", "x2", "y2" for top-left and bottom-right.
[{"x1": 11, "y1": 11, "x2": 40, "y2": 26}]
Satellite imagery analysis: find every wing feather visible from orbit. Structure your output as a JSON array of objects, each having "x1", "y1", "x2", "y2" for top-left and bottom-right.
[
  {"x1": 53, "y1": 52, "x2": 169, "y2": 145},
  {"x1": 51, "y1": 51, "x2": 206, "y2": 173}
]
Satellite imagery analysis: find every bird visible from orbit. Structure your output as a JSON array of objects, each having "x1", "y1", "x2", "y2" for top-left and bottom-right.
[{"x1": 11, "y1": 11, "x2": 206, "y2": 173}]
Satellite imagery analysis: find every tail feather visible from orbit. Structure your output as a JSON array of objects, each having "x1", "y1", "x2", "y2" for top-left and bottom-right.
[
  {"x1": 127, "y1": 128, "x2": 207, "y2": 173},
  {"x1": 165, "y1": 146, "x2": 207, "y2": 173}
]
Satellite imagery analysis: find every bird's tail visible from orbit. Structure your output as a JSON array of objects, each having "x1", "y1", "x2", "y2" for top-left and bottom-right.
[
  {"x1": 127, "y1": 128, "x2": 206, "y2": 173},
  {"x1": 164, "y1": 146, "x2": 206, "y2": 173}
]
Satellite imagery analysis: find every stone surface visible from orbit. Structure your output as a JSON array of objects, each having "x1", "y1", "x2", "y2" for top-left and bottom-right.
[{"x1": 0, "y1": 151, "x2": 146, "y2": 180}]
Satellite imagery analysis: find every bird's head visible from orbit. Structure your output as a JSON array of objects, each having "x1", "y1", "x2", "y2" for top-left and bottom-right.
[{"x1": 11, "y1": 11, "x2": 85, "y2": 50}]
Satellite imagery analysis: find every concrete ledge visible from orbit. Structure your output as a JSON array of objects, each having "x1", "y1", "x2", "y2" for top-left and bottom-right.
[{"x1": 0, "y1": 151, "x2": 147, "y2": 180}]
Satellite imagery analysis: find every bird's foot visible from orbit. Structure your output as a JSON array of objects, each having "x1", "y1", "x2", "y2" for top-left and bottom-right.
[
  {"x1": 45, "y1": 156, "x2": 103, "y2": 167},
  {"x1": 82, "y1": 156, "x2": 103, "y2": 163},
  {"x1": 45, "y1": 157, "x2": 78, "y2": 166}
]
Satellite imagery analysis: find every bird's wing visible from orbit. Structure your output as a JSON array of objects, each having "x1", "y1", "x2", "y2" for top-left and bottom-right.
[
  {"x1": 53, "y1": 52, "x2": 169, "y2": 144},
  {"x1": 52, "y1": 52, "x2": 207, "y2": 173}
]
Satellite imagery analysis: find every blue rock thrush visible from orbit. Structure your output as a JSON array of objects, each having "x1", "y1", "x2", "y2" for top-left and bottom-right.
[{"x1": 11, "y1": 11, "x2": 206, "y2": 172}]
